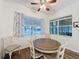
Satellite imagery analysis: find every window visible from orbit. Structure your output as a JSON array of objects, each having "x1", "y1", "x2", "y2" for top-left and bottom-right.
[
  {"x1": 21, "y1": 16, "x2": 42, "y2": 36},
  {"x1": 33, "y1": 26, "x2": 42, "y2": 35},
  {"x1": 50, "y1": 15, "x2": 72, "y2": 36},
  {"x1": 21, "y1": 25, "x2": 32, "y2": 36},
  {"x1": 50, "y1": 21, "x2": 58, "y2": 34}
]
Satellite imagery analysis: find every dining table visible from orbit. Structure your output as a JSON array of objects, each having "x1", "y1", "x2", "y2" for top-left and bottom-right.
[{"x1": 33, "y1": 38, "x2": 61, "y2": 53}]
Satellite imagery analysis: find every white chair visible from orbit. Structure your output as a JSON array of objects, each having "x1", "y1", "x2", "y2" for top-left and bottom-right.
[
  {"x1": 0, "y1": 39, "x2": 4, "y2": 59},
  {"x1": 44, "y1": 41, "x2": 68, "y2": 59},
  {"x1": 4, "y1": 36, "x2": 21, "y2": 59},
  {"x1": 29, "y1": 39, "x2": 43, "y2": 59},
  {"x1": 57, "y1": 41, "x2": 68, "y2": 59}
]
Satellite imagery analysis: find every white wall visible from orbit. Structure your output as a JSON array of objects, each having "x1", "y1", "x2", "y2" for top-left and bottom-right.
[
  {"x1": 48, "y1": 2, "x2": 79, "y2": 53},
  {"x1": 0, "y1": 0, "x2": 44, "y2": 38}
]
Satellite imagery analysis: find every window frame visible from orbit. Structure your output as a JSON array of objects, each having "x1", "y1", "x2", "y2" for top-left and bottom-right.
[{"x1": 50, "y1": 15, "x2": 72, "y2": 36}]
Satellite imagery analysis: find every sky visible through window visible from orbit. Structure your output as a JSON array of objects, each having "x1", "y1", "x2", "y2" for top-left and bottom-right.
[{"x1": 21, "y1": 16, "x2": 42, "y2": 36}]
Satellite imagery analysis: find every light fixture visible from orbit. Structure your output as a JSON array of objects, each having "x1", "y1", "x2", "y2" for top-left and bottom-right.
[{"x1": 31, "y1": 0, "x2": 57, "y2": 12}]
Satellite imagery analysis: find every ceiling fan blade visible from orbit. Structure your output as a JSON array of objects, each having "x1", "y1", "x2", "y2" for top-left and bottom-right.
[
  {"x1": 47, "y1": 0, "x2": 56, "y2": 3},
  {"x1": 37, "y1": 8, "x2": 41, "y2": 12},
  {"x1": 37, "y1": 7, "x2": 50, "y2": 12},
  {"x1": 46, "y1": 8, "x2": 50, "y2": 11},
  {"x1": 31, "y1": 2, "x2": 39, "y2": 5}
]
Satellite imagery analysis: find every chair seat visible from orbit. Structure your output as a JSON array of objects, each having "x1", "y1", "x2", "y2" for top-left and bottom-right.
[{"x1": 5, "y1": 44, "x2": 20, "y2": 52}]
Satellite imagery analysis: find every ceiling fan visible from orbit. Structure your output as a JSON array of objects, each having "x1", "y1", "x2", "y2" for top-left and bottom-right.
[{"x1": 31, "y1": 0, "x2": 57, "y2": 12}]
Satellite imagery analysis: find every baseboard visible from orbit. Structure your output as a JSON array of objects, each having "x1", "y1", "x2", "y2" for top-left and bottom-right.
[{"x1": 67, "y1": 48, "x2": 79, "y2": 55}]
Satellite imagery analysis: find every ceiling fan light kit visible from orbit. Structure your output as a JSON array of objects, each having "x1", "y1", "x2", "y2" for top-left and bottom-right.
[
  {"x1": 37, "y1": 4, "x2": 50, "y2": 12},
  {"x1": 31, "y1": 0, "x2": 57, "y2": 12},
  {"x1": 40, "y1": 4, "x2": 46, "y2": 9}
]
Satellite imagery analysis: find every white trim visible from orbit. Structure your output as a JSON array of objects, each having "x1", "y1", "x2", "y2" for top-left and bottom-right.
[
  {"x1": 67, "y1": 48, "x2": 79, "y2": 53},
  {"x1": 35, "y1": 47, "x2": 59, "y2": 53}
]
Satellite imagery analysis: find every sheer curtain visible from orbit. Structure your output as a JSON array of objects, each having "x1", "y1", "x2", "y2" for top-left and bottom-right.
[{"x1": 13, "y1": 12, "x2": 23, "y2": 37}]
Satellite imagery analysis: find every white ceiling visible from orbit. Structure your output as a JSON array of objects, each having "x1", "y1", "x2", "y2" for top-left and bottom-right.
[{"x1": 5, "y1": 0, "x2": 79, "y2": 15}]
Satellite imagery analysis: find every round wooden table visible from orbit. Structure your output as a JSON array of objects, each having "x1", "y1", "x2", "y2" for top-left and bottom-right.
[{"x1": 33, "y1": 38, "x2": 61, "y2": 53}]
